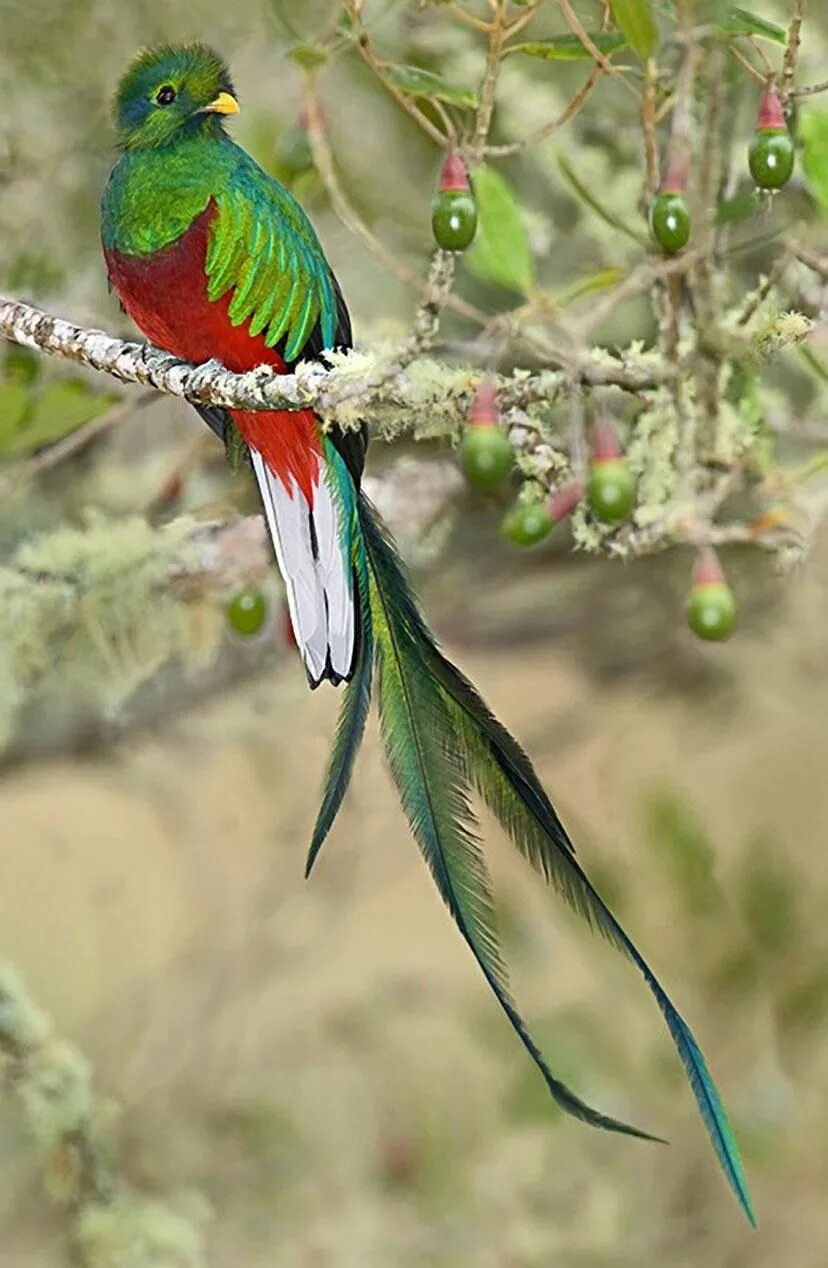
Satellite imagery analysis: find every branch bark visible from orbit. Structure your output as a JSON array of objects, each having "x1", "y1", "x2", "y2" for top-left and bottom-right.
[{"x1": 0, "y1": 293, "x2": 661, "y2": 430}]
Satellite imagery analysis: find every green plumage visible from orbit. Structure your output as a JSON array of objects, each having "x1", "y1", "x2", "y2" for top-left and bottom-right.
[
  {"x1": 306, "y1": 443, "x2": 373, "y2": 872},
  {"x1": 314, "y1": 493, "x2": 756, "y2": 1225},
  {"x1": 205, "y1": 180, "x2": 337, "y2": 360},
  {"x1": 102, "y1": 54, "x2": 337, "y2": 365}
]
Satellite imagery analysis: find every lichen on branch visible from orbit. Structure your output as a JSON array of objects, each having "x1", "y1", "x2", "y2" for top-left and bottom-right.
[{"x1": 0, "y1": 960, "x2": 208, "y2": 1267}]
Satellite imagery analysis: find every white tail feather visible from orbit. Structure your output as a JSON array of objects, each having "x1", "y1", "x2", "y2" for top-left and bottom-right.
[
  {"x1": 313, "y1": 473, "x2": 355, "y2": 680},
  {"x1": 250, "y1": 448, "x2": 354, "y2": 685}
]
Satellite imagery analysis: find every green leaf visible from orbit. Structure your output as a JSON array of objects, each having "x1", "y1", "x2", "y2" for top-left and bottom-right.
[
  {"x1": 465, "y1": 166, "x2": 536, "y2": 296},
  {"x1": 557, "y1": 154, "x2": 649, "y2": 245},
  {"x1": 0, "y1": 383, "x2": 31, "y2": 448},
  {"x1": 3, "y1": 381, "x2": 117, "y2": 458},
  {"x1": 3, "y1": 343, "x2": 40, "y2": 386},
  {"x1": 799, "y1": 109, "x2": 828, "y2": 213},
  {"x1": 384, "y1": 64, "x2": 478, "y2": 110},
  {"x1": 505, "y1": 33, "x2": 627, "y2": 61},
  {"x1": 555, "y1": 267, "x2": 626, "y2": 307},
  {"x1": 721, "y1": 6, "x2": 787, "y2": 44},
  {"x1": 609, "y1": 0, "x2": 659, "y2": 60}
]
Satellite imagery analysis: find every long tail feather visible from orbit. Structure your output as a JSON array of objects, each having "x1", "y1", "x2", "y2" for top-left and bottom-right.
[
  {"x1": 357, "y1": 493, "x2": 754, "y2": 1225},
  {"x1": 360, "y1": 495, "x2": 658, "y2": 1143},
  {"x1": 306, "y1": 541, "x2": 373, "y2": 877}
]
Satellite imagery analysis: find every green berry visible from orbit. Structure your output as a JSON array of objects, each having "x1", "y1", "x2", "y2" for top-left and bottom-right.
[
  {"x1": 226, "y1": 587, "x2": 268, "y2": 637},
  {"x1": 650, "y1": 192, "x2": 692, "y2": 254},
  {"x1": 687, "y1": 582, "x2": 736, "y2": 642},
  {"x1": 749, "y1": 128, "x2": 795, "y2": 191},
  {"x1": 460, "y1": 424, "x2": 513, "y2": 489},
  {"x1": 432, "y1": 190, "x2": 478, "y2": 252},
  {"x1": 587, "y1": 458, "x2": 635, "y2": 522},
  {"x1": 500, "y1": 502, "x2": 553, "y2": 547}
]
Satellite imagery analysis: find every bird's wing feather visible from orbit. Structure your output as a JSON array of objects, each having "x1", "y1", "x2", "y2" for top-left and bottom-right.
[{"x1": 204, "y1": 163, "x2": 339, "y2": 364}]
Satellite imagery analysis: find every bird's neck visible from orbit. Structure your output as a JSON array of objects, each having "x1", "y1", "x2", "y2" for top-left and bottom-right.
[{"x1": 102, "y1": 131, "x2": 234, "y2": 257}]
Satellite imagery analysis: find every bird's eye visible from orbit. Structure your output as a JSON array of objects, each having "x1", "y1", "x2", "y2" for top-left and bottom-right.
[{"x1": 156, "y1": 85, "x2": 177, "y2": 107}]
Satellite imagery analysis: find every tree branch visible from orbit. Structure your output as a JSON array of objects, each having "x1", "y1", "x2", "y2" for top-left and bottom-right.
[{"x1": 0, "y1": 293, "x2": 661, "y2": 431}]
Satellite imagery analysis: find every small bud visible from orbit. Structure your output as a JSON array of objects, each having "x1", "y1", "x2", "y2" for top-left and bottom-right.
[
  {"x1": 658, "y1": 157, "x2": 689, "y2": 195},
  {"x1": 691, "y1": 546, "x2": 725, "y2": 589},
  {"x1": 549, "y1": 478, "x2": 584, "y2": 523},
  {"x1": 757, "y1": 85, "x2": 786, "y2": 133},
  {"x1": 470, "y1": 378, "x2": 499, "y2": 426},
  {"x1": 592, "y1": 418, "x2": 623, "y2": 463},
  {"x1": 439, "y1": 152, "x2": 471, "y2": 193}
]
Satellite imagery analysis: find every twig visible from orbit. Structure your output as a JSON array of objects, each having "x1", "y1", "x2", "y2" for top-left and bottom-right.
[
  {"x1": 780, "y1": 0, "x2": 806, "y2": 107},
  {"x1": 641, "y1": 59, "x2": 659, "y2": 200},
  {"x1": 556, "y1": 0, "x2": 640, "y2": 100},
  {"x1": 736, "y1": 252, "x2": 789, "y2": 326},
  {"x1": 790, "y1": 78, "x2": 828, "y2": 99},
  {"x1": 345, "y1": 0, "x2": 450, "y2": 148},
  {"x1": 485, "y1": 63, "x2": 604, "y2": 157},
  {"x1": 451, "y1": 3, "x2": 492, "y2": 34},
  {"x1": 574, "y1": 246, "x2": 705, "y2": 341},
  {"x1": 729, "y1": 42, "x2": 767, "y2": 86},
  {"x1": 788, "y1": 241, "x2": 828, "y2": 278},
  {"x1": 747, "y1": 34, "x2": 775, "y2": 78},
  {"x1": 303, "y1": 78, "x2": 486, "y2": 329},
  {"x1": 689, "y1": 38, "x2": 726, "y2": 457},
  {"x1": 470, "y1": 0, "x2": 508, "y2": 158}
]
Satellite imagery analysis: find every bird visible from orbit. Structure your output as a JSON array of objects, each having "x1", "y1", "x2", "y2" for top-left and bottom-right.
[{"x1": 101, "y1": 43, "x2": 753, "y2": 1223}]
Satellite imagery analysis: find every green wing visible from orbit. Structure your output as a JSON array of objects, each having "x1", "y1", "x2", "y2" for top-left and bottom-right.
[{"x1": 204, "y1": 154, "x2": 339, "y2": 363}]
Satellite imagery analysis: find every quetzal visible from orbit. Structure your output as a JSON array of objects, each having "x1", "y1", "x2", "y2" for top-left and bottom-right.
[{"x1": 101, "y1": 44, "x2": 753, "y2": 1222}]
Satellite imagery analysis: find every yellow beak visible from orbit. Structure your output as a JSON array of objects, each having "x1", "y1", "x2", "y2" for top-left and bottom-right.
[{"x1": 204, "y1": 91, "x2": 240, "y2": 116}]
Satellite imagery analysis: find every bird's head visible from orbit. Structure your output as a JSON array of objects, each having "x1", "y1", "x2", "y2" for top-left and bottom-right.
[{"x1": 114, "y1": 44, "x2": 239, "y2": 150}]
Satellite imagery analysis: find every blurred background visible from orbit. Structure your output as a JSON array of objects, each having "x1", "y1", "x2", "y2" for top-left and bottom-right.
[{"x1": 1, "y1": 0, "x2": 828, "y2": 1264}]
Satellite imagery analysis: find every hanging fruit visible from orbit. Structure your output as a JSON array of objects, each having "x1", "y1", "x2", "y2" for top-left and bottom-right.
[
  {"x1": 501, "y1": 478, "x2": 583, "y2": 547},
  {"x1": 501, "y1": 501, "x2": 553, "y2": 547},
  {"x1": 650, "y1": 158, "x2": 691, "y2": 255},
  {"x1": 432, "y1": 153, "x2": 478, "y2": 252},
  {"x1": 686, "y1": 549, "x2": 736, "y2": 642},
  {"x1": 459, "y1": 379, "x2": 513, "y2": 489},
  {"x1": 226, "y1": 587, "x2": 269, "y2": 637},
  {"x1": 748, "y1": 85, "x2": 794, "y2": 191},
  {"x1": 587, "y1": 420, "x2": 635, "y2": 523}
]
